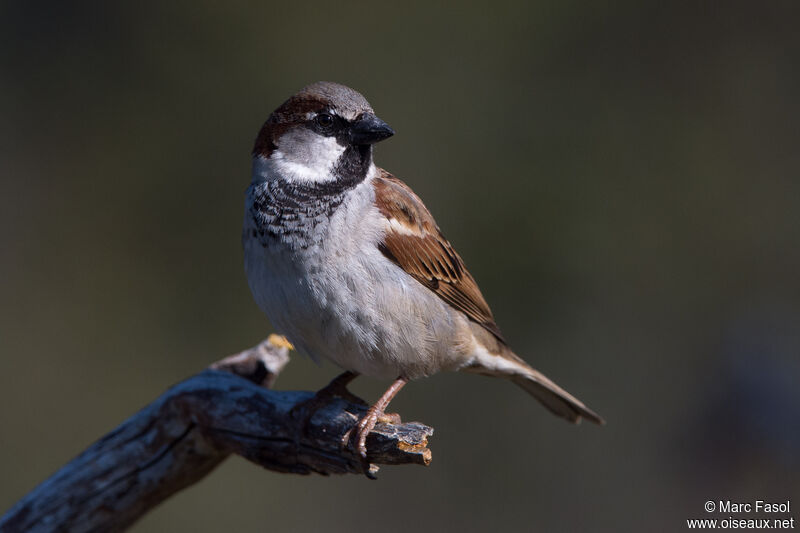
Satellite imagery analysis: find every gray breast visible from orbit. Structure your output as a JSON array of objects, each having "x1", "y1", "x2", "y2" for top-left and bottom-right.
[{"x1": 246, "y1": 179, "x2": 349, "y2": 250}]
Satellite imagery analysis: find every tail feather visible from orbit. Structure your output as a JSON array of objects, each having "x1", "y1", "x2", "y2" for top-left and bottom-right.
[
  {"x1": 461, "y1": 325, "x2": 604, "y2": 425},
  {"x1": 511, "y1": 369, "x2": 605, "y2": 425}
]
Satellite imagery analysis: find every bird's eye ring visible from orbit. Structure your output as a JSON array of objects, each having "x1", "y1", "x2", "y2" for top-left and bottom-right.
[{"x1": 315, "y1": 113, "x2": 334, "y2": 128}]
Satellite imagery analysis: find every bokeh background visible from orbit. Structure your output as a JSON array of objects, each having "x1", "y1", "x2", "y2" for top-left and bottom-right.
[{"x1": 1, "y1": 2, "x2": 799, "y2": 531}]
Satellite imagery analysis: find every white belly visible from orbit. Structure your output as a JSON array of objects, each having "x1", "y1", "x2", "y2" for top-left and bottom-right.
[{"x1": 243, "y1": 180, "x2": 466, "y2": 380}]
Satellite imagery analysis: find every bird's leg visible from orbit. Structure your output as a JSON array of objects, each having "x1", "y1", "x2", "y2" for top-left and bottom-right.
[{"x1": 351, "y1": 377, "x2": 408, "y2": 462}]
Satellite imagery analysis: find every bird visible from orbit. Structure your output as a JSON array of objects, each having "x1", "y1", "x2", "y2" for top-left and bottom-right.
[{"x1": 243, "y1": 81, "x2": 603, "y2": 464}]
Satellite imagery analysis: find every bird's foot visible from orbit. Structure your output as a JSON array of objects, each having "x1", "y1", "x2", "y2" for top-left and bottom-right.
[
  {"x1": 344, "y1": 404, "x2": 384, "y2": 479},
  {"x1": 348, "y1": 410, "x2": 400, "y2": 479},
  {"x1": 353, "y1": 404, "x2": 382, "y2": 459},
  {"x1": 355, "y1": 411, "x2": 401, "y2": 454},
  {"x1": 344, "y1": 377, "x2": 408, "y2": 478}
]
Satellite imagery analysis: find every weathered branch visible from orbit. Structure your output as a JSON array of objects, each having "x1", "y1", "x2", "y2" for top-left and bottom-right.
[{"x1": 0, "y1": 336, "x2": 434, "y2": 533}]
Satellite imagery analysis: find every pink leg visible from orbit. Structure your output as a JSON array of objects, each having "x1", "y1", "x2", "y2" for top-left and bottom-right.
[{"x1": 353, "y1": 377, "x2": 408, "y2": 460}]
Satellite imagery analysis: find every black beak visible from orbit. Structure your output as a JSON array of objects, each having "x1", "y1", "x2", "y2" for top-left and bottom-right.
[{"x1": 349, "y1": 113, "x2": 395, "y2": 145}]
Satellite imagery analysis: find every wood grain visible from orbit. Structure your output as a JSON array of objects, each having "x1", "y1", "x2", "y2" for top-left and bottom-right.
[{"x1": 0, "y1": 337, "x2": 433, "y2": 533}]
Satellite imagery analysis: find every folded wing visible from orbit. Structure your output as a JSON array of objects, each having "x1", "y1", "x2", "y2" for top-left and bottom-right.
[{"x1": 372, "y1": 169, "x2": 504, "y2": 342}]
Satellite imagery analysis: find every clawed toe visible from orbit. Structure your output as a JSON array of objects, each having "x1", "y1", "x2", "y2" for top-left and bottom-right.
[
  {"x1": 343, "y1": 376, "x2": 409, "y2": 478},
  {"x1": 354, "y1": 412, "x2": 377, "y2": 459}
]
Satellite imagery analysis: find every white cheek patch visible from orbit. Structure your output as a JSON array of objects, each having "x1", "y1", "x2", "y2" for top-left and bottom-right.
[
  {"x1": 271, "y1": 128, "x2": 346, "y2": 184},
  {"x1": 272, "y1": 155, "x2": 335, "y2": 183}
]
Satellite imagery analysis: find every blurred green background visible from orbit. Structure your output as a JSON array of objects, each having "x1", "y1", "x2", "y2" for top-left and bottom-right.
[{"x1": 1, "y1": 2, "x2": 799, "y2": 531}]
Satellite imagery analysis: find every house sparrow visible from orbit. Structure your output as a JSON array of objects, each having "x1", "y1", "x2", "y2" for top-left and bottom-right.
[{"x1": 243, "y1": 81, "x2": 603, "y2": 464}]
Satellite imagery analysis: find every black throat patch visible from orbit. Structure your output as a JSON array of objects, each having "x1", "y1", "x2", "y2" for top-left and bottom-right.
[
  {"x1": 247, "y1": 145, "x2": 373, "y2": 250},
  {"x1": 332, "y1": 143, "x2": 373, "y2": 188}
]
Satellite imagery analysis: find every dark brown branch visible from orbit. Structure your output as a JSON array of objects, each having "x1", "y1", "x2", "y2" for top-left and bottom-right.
[{"x1": 0, "y1": 336, "x2": 434, "y2": 533}]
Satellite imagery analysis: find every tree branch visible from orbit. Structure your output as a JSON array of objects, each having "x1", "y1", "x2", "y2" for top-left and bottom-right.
[{"x1": 0, "y1": 336, "x2": 434, "y2": 533}]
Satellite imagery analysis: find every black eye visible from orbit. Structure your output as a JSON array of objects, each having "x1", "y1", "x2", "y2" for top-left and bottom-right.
[{"x1": 315, "y1": 113, "x2": 334, "y2": 128}]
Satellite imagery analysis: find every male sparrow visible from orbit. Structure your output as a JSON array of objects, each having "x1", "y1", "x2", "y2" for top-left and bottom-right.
[{"x1": 243, "y1": 82, "x2": 603, "y2": 462}]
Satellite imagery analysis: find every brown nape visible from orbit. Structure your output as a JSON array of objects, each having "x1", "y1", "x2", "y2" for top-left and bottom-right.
[
  {"x1": 252, "y1": 95, "x2": 327, "y2": 158},
  {"x1": 252, "y1": 119, "x2": 279, "y2": 158}
]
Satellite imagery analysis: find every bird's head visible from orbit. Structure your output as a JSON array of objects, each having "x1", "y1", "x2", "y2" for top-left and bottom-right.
[{"x1": 253, "y1": 81, "x2": 394, "y2": 186}]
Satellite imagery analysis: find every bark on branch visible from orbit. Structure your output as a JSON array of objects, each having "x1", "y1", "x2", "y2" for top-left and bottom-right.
[{"x1": 0, "y1": 336, "x2": 434, "y2": 533}]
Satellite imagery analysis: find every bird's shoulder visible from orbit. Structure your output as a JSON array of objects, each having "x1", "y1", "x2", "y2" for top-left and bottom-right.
[{"x1": 371, "y1": 168, "x2": 505, "y2": 343}]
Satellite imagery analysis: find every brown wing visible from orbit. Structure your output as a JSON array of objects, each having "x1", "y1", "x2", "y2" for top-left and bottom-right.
[{"x1": 373, "y1": 169, "x2": 505, "y2": 342}]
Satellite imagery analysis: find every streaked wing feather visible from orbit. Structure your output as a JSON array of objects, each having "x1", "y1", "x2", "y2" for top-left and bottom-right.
[{"x1": 373, "y1": 169, "x2": 505, "y2": 342}]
